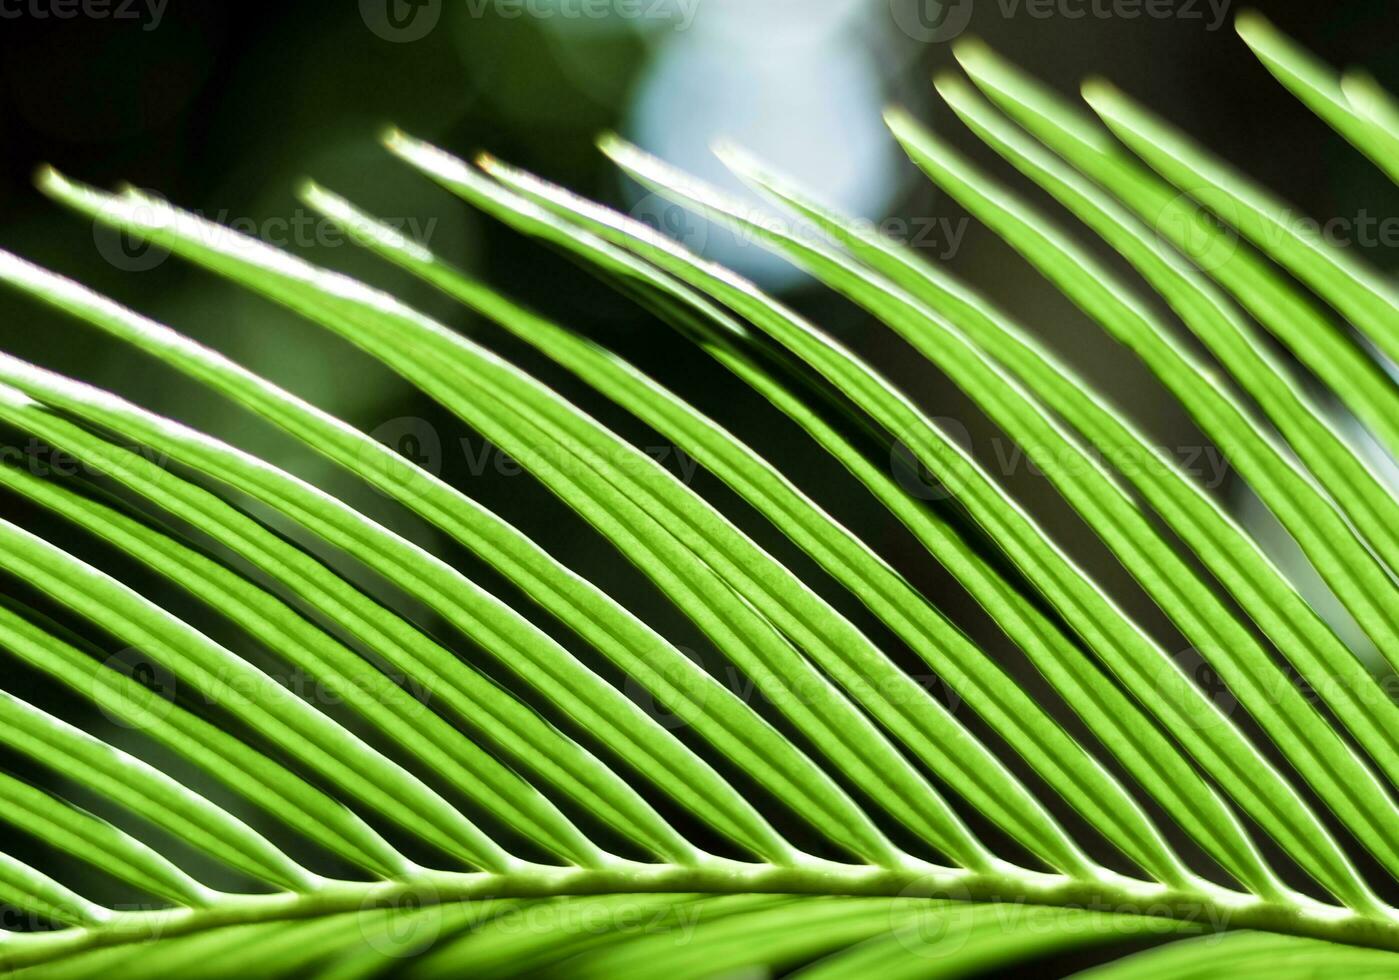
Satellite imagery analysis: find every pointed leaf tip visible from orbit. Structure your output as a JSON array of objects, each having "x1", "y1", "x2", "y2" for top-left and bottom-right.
[
  {"x1": 950, "y1": 35, "x2": 995, "y2": 73},
  {"x1": 708, "y1": 137, "x2": 741, "y2": 161},
  {"x1": 710, "y1": 139, "x2": 762, "y2": 178},
  {"x1": 1234, "y1": 8, "x2": 1274, "y2": 46},
  {"x1": 933, "y1": 69, "x2": 976, "y2": 104},
  {"x1": 594, "y1": 130, "x2": 624, "y2": 152},
  {"x1": 1079, "y1": 76, "x2": 1122, "y2": 110},
  {"x1": 32, "y1": 164, "x2": 64, "y2": 194},
  {"x1": 881, "y1": 105, "x2": 920, "y2": 138}
]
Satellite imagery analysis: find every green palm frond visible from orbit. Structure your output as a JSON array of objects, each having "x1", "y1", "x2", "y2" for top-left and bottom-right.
[{"x1": 0, "y1": 12, "x2": 1396, "y2": 977}]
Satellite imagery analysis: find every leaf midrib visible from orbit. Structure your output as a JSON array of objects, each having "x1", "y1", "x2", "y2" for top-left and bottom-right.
[{"x1": 5, "y1": 858, "x2": 1398, "y2": 973}]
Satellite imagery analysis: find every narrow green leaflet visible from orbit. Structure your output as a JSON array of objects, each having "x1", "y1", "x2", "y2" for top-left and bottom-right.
[
  {"x1": 0, "y1": 597, "x2": 418, "y2": 880},
  {"x1": 0, "y1": 774, "x2": 212, "y2": 906},
  {"x1": 0, "y1": 362, "x2": 715, "y2": 867},
  {"x1": 1340, "y1": 69, "x2": 1399, "y2": 171},
  {"x1": 793, "y1": 904, "x2": 1193, "y2": 980},
  {"x1": 0, "y1": 248, "x2": 875, "y2": 870},
  {"x1": 712, "y1": 136, "x2": 1399, "y2": 798},
  {"x1": 0, "y1": 461, "x2": 603, "y2": 868},
  {"x1": 411, "y1": 895, "x2": 755, "y2": 979},
  {"x1": 14, "y1": 903, "x2": 496, "y2": 980},
  {"x1": 1074, "y1": 930, "x2": 1399, "y2": 979},
  {"x1": 0, "y1": 852, "x2": 108, "y2": 929},
  {"x1": 452, "y1": 143, "x2": 1294, "y2": 903},
  {"x1": 0, "y1": 688, "x2": 315, "y2": 891},
  {"x1": 1076, "y1": 85, "x2": 1399, "y2": 366},
  {"x1": 557, "y1": 897, "x2": 949, "y2": 980},
  {"x1": 302, "y1": 177, "x2": 1200, "y2": 890},
  {"x1": 1237, "y1": 12, "x2": 1399, "y2": 185}
]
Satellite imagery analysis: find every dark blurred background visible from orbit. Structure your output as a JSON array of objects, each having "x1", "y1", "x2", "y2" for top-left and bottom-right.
[{"x1": 0, "y1": 0, "x2": 1395, "y2": 965}]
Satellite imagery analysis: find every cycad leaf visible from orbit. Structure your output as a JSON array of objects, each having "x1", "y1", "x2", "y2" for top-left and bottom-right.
[
  {"x1": 0, "y1": 355, "x2": 711, "y2": 867},
  {"x1": 0, "y1": 603, "x2": 409, "y2": 880},
  {"x1": 40, "y1": 166, "x2": 1013, "y2": 873},
  {"x1": 592, "y1": 134, "x2": 1387, "y2": 913},
  {"x1": 422, "y1": 147, "x2": 1289, "y2": 902},
  {"x1": 940, "y1": 70, "x2": 1399, "y2": 589},
  {"x1": 708, "y1": 131, "x2": 1399, "y2": 802},
  {"x1": 0, "y1": 458, "x2": 601, "y2": 868},
  {"x1": 605, "y1": 125, "x2": 1399, "y2": 889},
  {"x1": 0, "y1": 852, "x2": 108, "y2": 929},
  {"x1": 0, "y1": 774, "x2": 211, "y2": 907},
  {"x1": 0, "y1": 683, "x2": 315, "y2": 891},
  {"x1": 0, "y1": 248, "x2": 893, "y2": 870},
  {"x1": 0, "y1": 468, "x2": 510, "y2": 872},
  {"x1": 1, "y1": 13, "x2": 1398, "y2": 974},
  {"x1": 1076, "y1": 929, "x2": 1399, "y2": 979},
  {"x1": 301, "y1": 178, "x2": 1156, "y2": 884}
]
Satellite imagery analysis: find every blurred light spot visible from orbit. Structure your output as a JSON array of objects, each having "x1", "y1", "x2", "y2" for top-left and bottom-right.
[{"x1": 623, "y1": 0, "x2": 903, "y2": 291}]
